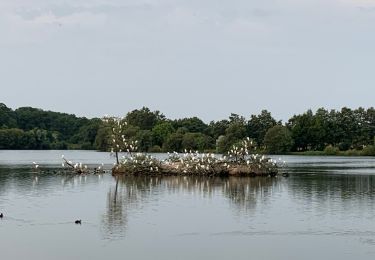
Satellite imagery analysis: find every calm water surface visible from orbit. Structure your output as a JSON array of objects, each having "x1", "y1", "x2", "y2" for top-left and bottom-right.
[{"x1": 1, "y1": 151, "x2": 375, "y2": 259}]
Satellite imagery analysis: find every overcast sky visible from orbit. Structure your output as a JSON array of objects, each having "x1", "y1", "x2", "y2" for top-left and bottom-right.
[{"x1": 1, "y1": 0, "x2": 375, "y2": 122}]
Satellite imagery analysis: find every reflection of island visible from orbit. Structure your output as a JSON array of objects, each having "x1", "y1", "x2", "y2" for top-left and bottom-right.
[
  {"x1": 223, "y1": 177, "x2": 281, "y2": 213},
  {"x1": 100, "y1": 176, "x2": 281, "y2": 239},
  {"x1": 100, "y1": 173, "x2": 375, "y2": 239}
]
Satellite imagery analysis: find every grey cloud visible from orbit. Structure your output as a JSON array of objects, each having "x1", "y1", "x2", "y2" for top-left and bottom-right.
[{"x1": 1, "y1": 0, "x2": 375, "y2": 122}]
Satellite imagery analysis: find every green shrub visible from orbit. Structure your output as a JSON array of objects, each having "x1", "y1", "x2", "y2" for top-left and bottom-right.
[
  {"x1": 323, "y1": 145, "x2": 339, "y2": 155},
  {"x1": 148, "y1": 145, "x2": 162, "y2": 153},
  {"x1": 361, "y1": 145, "x2": 375, "y2": 156},
  {"x1": 342, "y1": 149, "x2": 361, "y2": 156}
]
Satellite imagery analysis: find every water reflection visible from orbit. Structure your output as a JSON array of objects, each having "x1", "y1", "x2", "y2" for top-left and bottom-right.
[
  {"x1": 100, "y1": 175, "x2": 281, "y2": 239},
  {"x1": 2, "y1": 161, "x2": 375, "y2": 243},
  {"x1": 101, "y1": 176, "x2": 162, "y2": 239},
  {"x1": 114, "y1": 176, "x2": 280, "y2": 209},
  {"x1": 287, "y1": 173, "x2": 375, "y2": 213},
  {"x1": 101, "y1": 185, "x2": 128, "y2": 240},
  {"x1": 223, "y1": 177, "x2": 282, "y2": 213},
  {"x1": 99, "y1": 171, "x2": 375, "y2": 239}
]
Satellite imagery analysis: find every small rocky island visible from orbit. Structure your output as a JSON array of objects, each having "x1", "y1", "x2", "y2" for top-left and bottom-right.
[
  {"x1": 112, "y1": 138, "x2": 283, "y2": 177},
  {"x1": 54, "y1": 116, "x2": 284, "y2": 177}
]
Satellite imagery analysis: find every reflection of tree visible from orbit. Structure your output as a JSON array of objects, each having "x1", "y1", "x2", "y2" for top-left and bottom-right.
[
  {"x1": 0, "y1": 167, "x2": 12, "y2": 195},
  {"x1": 101, "y1": 185, "x2": 127, "y2": 240},
  {"x1": 101, "y1": 176, "x2": 159, "y2": 240},
  {"x1": 223, "y1": 177, "x2": 280, "y2": 213},
  {"x1": 287, "y1": 173, "x2": 375, "y2": 210}
]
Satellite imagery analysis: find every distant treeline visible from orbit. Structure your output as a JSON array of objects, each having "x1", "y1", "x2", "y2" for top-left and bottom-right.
[{"x1": 1, "y1": 103, "x2": 375, "y2": 155}]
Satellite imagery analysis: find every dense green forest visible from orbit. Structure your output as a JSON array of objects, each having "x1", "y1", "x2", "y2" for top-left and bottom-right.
[{"x1": 1, "y1": 103, "x2": 375, "y2": 155}]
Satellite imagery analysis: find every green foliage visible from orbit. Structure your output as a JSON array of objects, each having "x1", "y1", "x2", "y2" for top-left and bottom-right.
[
  {"x1": 216, "y1": 121, "x2": 247, "y2": 153},
  {"x1": 94, "y1": 126, "x2": 111, "y2": 151},
  {"x1": 181, "y1": 133, "x2": 215, "y2": 152},
  {"x1": 125, "y1": 107, "x2": 164, "y2": 130},
  {"x1": 247, "y1": 110, "x2": 277, "y2": 146},
  {"x1": 208, "y1": 120, "x2": 229, "y2": 140},
  {"x1": 163, "y1": 132, "x2": 184, "y2": 152},
  {"x1": 15, "y1": 106, "x2": 89, "y2": 139},
  {"x1": 323, "y1": 145, "x2": 339, "y2": 155},
  {"x1": 361, "y1": 145, "x2": 375, "y2": 156},
  {"x1": 1, "y1": 103, "x2": 375, "y2": 156},
  {"x1": 173, "y1": 117, "x2": 208, "y2": 133},
  {"x1": 0, "y1": 128, "x2": 63, "y2": 149},
  {"x1": 0, "y1": 104, "x2": 98, "y2": 150},
  {"x1": 148, "y1": 145, "x2": 162, "y2": 153},
  {"x1": 0, "y1": 129, "x2": 28, "y2": 149},
  {"x1": 152, "y1": 122, "x2": 175, "y2": 146},
  {"x1": 69, "y1": 119, "x2": 101, "y2": 149},
  {"x1": 263, "y1": 125, "x2": 293, "y2": 154},
  {"x1": 288, "y1": 109, "x2": 315, "y2": 151},
  {"x1": 136, "y1": 130, "x2": 153, "y2": 152},
  {"x1": 0, "y1": 103, "x2": 17, "y2": 128},
  {"x1": 288, "y1": 107, "x2": 375, "y2": 152}
]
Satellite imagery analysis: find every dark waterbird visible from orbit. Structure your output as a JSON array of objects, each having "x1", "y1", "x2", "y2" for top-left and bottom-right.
[
  {"x1": 0, "y1": 213, "x2": 3, "y2": 218},
  {"x1": 75, "y1": 220, "x2": 81, "y2": 224}
]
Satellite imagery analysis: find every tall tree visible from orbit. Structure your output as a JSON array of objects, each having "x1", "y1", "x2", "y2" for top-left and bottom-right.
[
  {"x1": 0, "y1": 103, "x2": 17, "y2": 128},
  {"x1": 152, "y1": 122, "x2": 175, "y2": 147},
  {"x1": 173, "y1": 117, "x2": 208, "y2": 133},
  {"x1": 247, "y1": 110, "x2": 277, "y2": 146},
  {"x1": 125, "y1": 107, "x2": 164, "y2": 130},
  {"x1": 264, "y1": 125, "x2": 293, "y2": 154}
]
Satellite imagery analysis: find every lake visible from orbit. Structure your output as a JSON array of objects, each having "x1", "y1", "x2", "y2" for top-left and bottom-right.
[{"x1": 1, "y1": 150, "x2": 375, "y2": 259}]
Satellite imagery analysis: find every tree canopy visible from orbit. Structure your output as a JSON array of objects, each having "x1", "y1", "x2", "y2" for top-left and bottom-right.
[{"x1": 1, "y1": 103, "x2": 375, "y2": 155}]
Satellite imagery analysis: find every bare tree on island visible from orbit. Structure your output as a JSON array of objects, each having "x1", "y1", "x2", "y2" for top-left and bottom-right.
[{"x1": 101, "y1": 115, "x2": 138, "y2": 165}]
